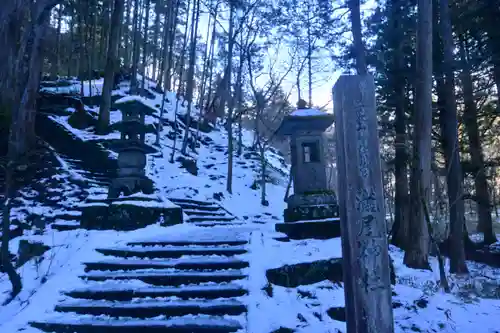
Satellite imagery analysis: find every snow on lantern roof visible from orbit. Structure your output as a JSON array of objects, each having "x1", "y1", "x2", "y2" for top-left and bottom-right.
[
  {"x1": 276, "y1": 109, "x2": 334, "y2": 136},
  {"x1": 289, "y1": 108, "x2": 326, "y2": 117}
]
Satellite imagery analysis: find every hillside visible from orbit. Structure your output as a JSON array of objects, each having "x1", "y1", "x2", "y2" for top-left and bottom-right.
[{"x1": 0, "y1": 77, "x2": 500, "y2": 333}]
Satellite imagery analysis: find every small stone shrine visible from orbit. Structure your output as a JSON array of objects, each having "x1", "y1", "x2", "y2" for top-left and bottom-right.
[
  {"x1": 274, "y1": 101, "x2": 340, "y2": 239},
  {"x1": 80, "y1": 98, "x2": 182, "y2": 230}
]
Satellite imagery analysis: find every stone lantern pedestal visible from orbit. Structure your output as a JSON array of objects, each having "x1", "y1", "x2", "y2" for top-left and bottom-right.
[
  {"x1": 79, "y1": 98, "x2": 182, "y2": 230},
  {"x1": 274, "y1": 107, "x2": 340, "y2": 239}
]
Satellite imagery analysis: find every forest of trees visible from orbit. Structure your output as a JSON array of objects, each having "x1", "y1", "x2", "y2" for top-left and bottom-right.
[{"x1": 0, "y1": 0, "x2": 500, "y2": 301}]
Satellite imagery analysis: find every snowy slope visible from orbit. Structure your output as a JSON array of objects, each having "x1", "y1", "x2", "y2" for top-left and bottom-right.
[{"x1": 1, "y1": 77, "x2": 500, "y2": 333}]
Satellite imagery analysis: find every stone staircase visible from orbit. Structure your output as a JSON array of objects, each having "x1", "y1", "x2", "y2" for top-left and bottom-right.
[
  {"x1": 29, "y1": 234, "x2": 250, "y2": 332},
  {"x1": 169, "y1": 198, "x2": 241, "y2": 227},
  {"x1": 36, "y1": 112, "x2": 117, "y2": 188}
]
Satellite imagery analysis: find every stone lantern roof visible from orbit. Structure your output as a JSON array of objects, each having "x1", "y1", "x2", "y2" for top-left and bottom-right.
[{"x1": 276, "y1": 108, "x2": 335, "y2": 136}]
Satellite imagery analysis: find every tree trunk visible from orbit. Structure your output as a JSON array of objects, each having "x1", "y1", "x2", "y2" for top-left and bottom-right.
[
  {"x1": 98, "y1": 0, "x2": 124, "y2": 133},
  {"x1": 1, "y1": 165, "x2": 22, "y2": 305},
  {"x1": 141, "y1": 0, "x2": 150, "y2": 89},
  {"x1": 164, "y1": 0, "x2": 180, "y2": 92},
  {"x1": 152, "y1": 0, "x2": 162, "y2": 81},
  {"x1": 197, "y1": 8, "x2": 213, "y2": 109},
  {"x1": 204, "y1": 4, "x2": 218, "y2": 110},
  {"x1": 225, "y1": 4, "x2": 235, "y2": 193},
  {"x1": 130, "y1": 0, "x2": 141, "y2": 94},
  {"x1": 348, "y1": 0, "x2": 367, "y2": 75},
  {"x1": 404, "y1": 0, "x2": 432, "y2": 270},
  {"x1": 123, "y1": 0, "x2": 132, "y2": 67},
  {"x1": 389, "y1": 0, "x2": 410, "y2": 249},
  {"x1": 482, "y1": 0, "x2": 500, "y2": 114},
  {"x1": 2, "y1": 0, "x2": 60, "y2": 303},
  {"x1": 437, "y1": 0, "x2": 467, "y2": 274},
  {"x1": 306, "y1": 0, "x2": 313, "y2": 107},
  {"x1": 236, "y1": 32, "x2": 244, "y2": 156},
  {"x1": 69, "y1": 10, "x2": 75, "y2": 77},
  {"x1": 459, "y1": 37, "x2": 497, "y2": 245},
  {"x1": 78, "y1": 0, "x2": 85, "y2": 96},
  {"x1": 53, "y1": 4, "x2": 63, "y2": 77},
  {"x1": 180, "y1": 0, "x2": 200, "y2": 155},
  {"x1": 100, "y1": 0, "x2": 111, "y2": 69}
]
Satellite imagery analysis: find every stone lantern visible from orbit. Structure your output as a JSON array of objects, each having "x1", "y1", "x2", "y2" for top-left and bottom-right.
[
  {"x1": 107, "y1": 106, "x2": 156, "y2": 198},
  {"x1": 275, "y1": 107, "x2": 339, "y2": 223},
  {"x1": 79, "y1": 99, "x2": 182, "y2": 231}
]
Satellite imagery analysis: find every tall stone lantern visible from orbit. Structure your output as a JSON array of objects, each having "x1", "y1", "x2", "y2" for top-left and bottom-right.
[
  {"x1": 107, "y1": 106, "x2": 156, "y2": 198},
  {"x1": 79, "y1": 99, "x2": 183, "y2": 231},
  {"x1": 276, "y1": 105, "x2": 339, "y2": 223}
]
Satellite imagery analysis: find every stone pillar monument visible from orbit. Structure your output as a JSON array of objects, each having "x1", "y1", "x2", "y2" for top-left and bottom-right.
[
  {"x1": 333, "y1": 74, "x2": 394, "y2": 333},
  {"x1": 274, "y1": 105, "x2": 340, "y2": 240}
]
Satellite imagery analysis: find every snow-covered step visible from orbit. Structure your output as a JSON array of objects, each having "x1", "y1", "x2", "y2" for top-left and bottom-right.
[
  {"x1": 182, "y1": 209, "x2": 227, "y2": 217},
  {"x1": 187, "y1": 216, "x2": 236, "y2": 223},
  {"x1": 83, "y1": 257, "x2": 249, "y2": 272},
  {"x1": 65, "y1": 283, "x2": 248, "y2": 301},
  {"x1": 127, "y1": 239, "x2": 247, "y2": 247},
  {"x1": 168, "y1": 197, "x2": 219, "y2": 207},
  {"x1": 81, "y1": 269, "x2": 247, "y2": 285},
  {"x1": 30, "y1": 316, "x2": 242, "y2": 333},
  {"x1": 54, "y1": 299, "x2": 246, "y2": 318},
  {"x1": 194, "y1": 222, "x2": 245, "y2": 227},
  {"x1": 172, "y1": 203, "x2": 222, "y2": 211},
  {"x1": 52, "y1": 220, "x2": 81, "y2": 231},
  {"x1": 95, "y1": 245, "x2": 247, "y2": 258}
]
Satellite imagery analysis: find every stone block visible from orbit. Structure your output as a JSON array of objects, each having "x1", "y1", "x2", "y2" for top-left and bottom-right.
[
  {"x1": 275, "y1": 219, "x2": 341, "y2": 240},
  {"x1": 284, "y1": 203, "x2": 339, "y2": 223},
  {"x1": 79, "y1": 196, "x2": 182, "y2": 231}
]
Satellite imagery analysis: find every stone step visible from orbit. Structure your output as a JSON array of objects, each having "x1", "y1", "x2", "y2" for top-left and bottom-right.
[
  {"x1": 52, "y1": 221, "x2": 81, "y2": 231},
  {"x1": 275, "y1": 218, "x2": 341, "y2": 240},
  {"x1": 81, "y1": 270, "x2": 247, "y2": 286},
  {"x1": 194, "y1": 222, "x2": 245, "y2": 227},
  {"x1": 173, "y1": 203, "x2": 221, "y2": 211},
  {"x1": 30, "y1": 316, "x2": 242, "y2": 333},
  {"x1": 127, "y1": 239, "x2": 247, "y2": 247},
  {"x1": 95, "y1": 246, "x2": 247, "y2": 258},
  {"x1": 168, "y1": 198, "x2": 219, "y2": 207},
  {"x1": 65, "y1": 283, "x2": 248, "y2": 301},
  {"x1": 54, "y1": 299, "x2": 246, "y2": 318},
  {"x1": 188, "y1": 216, "x2": 236, "y2": 223},
  {"x1": 84, "y1": 258, "x2": 249, "y2": 272},
  {"x1": 183, "y1": 209, "x2": 227, "y2": 217},
  {"x1": 53, "y1": 212, "x2": 82, "y2": 220}
]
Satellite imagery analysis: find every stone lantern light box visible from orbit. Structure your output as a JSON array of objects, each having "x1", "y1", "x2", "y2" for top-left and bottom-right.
[{"x1": 274, "y1": 107, "x2": 340, "y2": 239}]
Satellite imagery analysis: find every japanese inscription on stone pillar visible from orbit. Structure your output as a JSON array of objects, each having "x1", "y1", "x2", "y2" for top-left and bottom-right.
[{"x1": 333, "y1": 74, "x2": 394, "y2": 333}]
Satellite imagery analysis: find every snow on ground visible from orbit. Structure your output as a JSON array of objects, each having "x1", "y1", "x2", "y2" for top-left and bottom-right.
[{"x1": 2, "y1": 77, "x2": 500, "y2": 332}]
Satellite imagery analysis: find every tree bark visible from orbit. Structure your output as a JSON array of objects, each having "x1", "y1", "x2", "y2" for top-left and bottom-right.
[
  {"x1": 123, "y1": 0, "x2": 132, "y2": 67},
  {"x1": 348, "y1": 0, "x2": 367, "y2": 75},
  {"x1": 437, "y1": 0, "x2": 468, "y2": 274},
  {"x1": 459, "y1": 37, "x2": 497, "y2": 245},
  {"x1": 164, "y1": 0, "x2": 180, "y2": 92},
  {"x1": 404, "y1": 0, "x2": 432, "y2": 270},
  {"x1": 130, "y1": 0, "x2": 141, "y2": 94},
  {"x1": 180, "y1": 0, "x2": 201, "y2": 155},
  {"x1": 389, "y1": 0, "x2": 410, "y2": 249},
  {"x1": 98, "y1": 0, "x2": 124, "y2": 133},
  {"x1": 225, "y1": 4, "x2": 235, "y2": 193},
  {"x1": 141, "y1": 0, "x2": 150, "y2": 89},
  {"x1": 152, "y1": 0, "x2": 162, "y2": 81}
]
